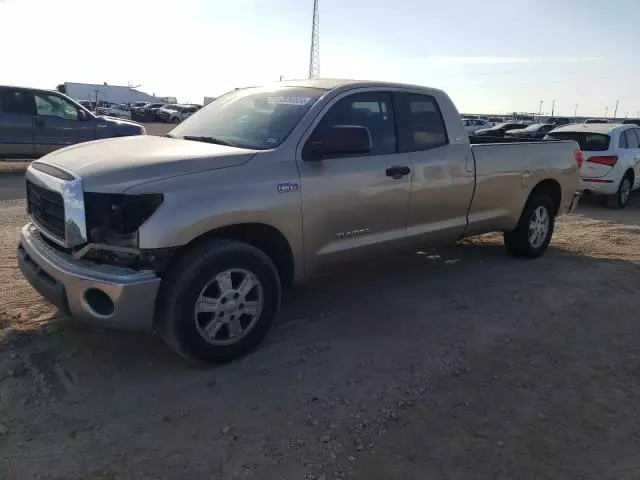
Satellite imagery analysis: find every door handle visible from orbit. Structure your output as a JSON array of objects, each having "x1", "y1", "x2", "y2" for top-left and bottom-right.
[
  {"x1": 386, "y1": 165, "x2": 411, "y2": 179},
  {"x1": 34, "y1": 117, "x2": 45, "y2": 128}
]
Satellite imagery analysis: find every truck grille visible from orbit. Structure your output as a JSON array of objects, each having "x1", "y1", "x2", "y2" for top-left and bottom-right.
[{"x1": 26, "y1": 181, "x2": 66, "y2": 242}]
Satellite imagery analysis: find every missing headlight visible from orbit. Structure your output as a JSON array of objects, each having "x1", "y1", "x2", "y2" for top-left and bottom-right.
[{"x1": 84, "y1": 192, "x2": 163, "y2": 244}]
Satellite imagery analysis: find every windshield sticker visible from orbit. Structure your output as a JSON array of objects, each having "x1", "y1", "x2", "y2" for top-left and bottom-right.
[
  {"x1": 265, "y1": 137, "x2": 279, "y2": 144},
  {"x1": 268, "y1": 96, "x2": 312, "y2": 106}
]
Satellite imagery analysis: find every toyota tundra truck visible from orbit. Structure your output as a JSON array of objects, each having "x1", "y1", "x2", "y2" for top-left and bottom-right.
[{"x1": 18, "y1": 79, "x2": 581, "y2": 363}]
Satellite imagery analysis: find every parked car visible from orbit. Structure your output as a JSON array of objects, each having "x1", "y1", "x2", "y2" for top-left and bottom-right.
[
  {"x1": 474, "y1": 122, "x2": 527, "y2": 137},
  {"x1": 18, "y1": 79, "x2": 580, "y2": 363},
  {"x1": 0, "y1": 85, "x2": 145, "y2": 157},
  {"x1": 150, "y1": 103, "x2": 173, "y2": 122},
  {"x1": 505, "y1": 123, "x2": 558, "y2": 139},
  {"x1": 160, "y1": 104, "x2": 199, "y2": 123},
  {"x1": 622, "y1": 119, "x2": 640, "y2": 127},
  {"x1": 101, "y1": 104, "x2": 132, "y2": 120},
  {"x1": 546, "y1": 123, "x2": 640, "y2": 208},
  {"x1": 131, "y1": 102, "x2": 151, "y2": 115},
  {"x1": 78, "y1": 100, "x2": 95, "y2": 112},
  {"x1": 462, "y1": 118, "x2": 492, "y2": 134},
  {"x1": 546, "y1": 117, "x2": 570, "y2": 126},
  {"x1": 506, "y1": 114, "x2": 536, "y2": 125},
  {"x1": 585, "y1": 118, "x2": 608, "y2": 124}
]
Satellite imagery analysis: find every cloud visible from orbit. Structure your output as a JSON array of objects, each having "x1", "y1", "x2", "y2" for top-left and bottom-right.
[{"x1": 425, "y1": 56, "x2": 604, "y2": 65}]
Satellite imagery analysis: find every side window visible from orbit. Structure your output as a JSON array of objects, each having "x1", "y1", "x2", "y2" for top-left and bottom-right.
[
  {"x1": 310, "y1": 92, "x2": 396, "y2": 156},
  {"x1": 397, "y1": 93, "x2": 448, "y2": 151},
  {"x1": 619, "y1": 132, "x2": 628, "y2": 149},
  {"x1": 625, "y1": 129, "x2": 640, "y2": 148},
  {"x1": 34, "y1": 93, "x2": 78, "y2": 121},
  {"x1": 633, "y1": 129, "x2": 640, "y2": 146},
  {"x1": 0, "y1": 89, "x2": 36, "y2": 115}
]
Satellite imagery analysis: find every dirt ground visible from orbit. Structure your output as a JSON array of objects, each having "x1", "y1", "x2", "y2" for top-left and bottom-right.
[{"x1": 1, "y1": 175, "x2": 640, "y2": 480}]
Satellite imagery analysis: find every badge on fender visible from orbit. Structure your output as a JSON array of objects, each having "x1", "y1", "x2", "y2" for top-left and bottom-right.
[{"x1": 277, "y1": 181, "x2": 300, "y2": 193}]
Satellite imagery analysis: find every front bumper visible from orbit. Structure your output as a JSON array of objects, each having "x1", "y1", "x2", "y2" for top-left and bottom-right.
[{"x1": 18, "y1": 223, "x2": 161, "y2": 331}]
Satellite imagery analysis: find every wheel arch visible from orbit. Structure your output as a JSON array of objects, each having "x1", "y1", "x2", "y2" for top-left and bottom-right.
[
  {"x1": 170, "y1": 222, "x2": 295, "y2": 288},
  {"x1": 623, "y1": 168, "x2": 635, "y2": 188},
  {"x1": 527, "y1": 178, "x2": 562, "y2": 216}
]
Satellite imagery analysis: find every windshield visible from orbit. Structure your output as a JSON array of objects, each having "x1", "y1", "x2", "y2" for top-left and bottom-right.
[
  {"x1": 171, "y1": 86, "x2": 326, "y2": 150},
  {"x1": 547, "y1": 131, "x2": 610, "y2": 151}
]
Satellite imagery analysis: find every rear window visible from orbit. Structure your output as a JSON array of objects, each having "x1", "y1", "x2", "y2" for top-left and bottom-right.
[{"x1": 547, "y1": 131, "x2": 610, "y2": 151}]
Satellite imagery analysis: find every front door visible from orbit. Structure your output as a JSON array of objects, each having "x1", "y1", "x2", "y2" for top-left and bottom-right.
[
  {"x1": 0, "y1": 88, "x2": 35, "y2": 157},
  {"x1": 297, "y1": 91, "x2": 412, "y2": 274},
  {"x1": 33, "y1": 92, "x2": 95, "y2": 156}
]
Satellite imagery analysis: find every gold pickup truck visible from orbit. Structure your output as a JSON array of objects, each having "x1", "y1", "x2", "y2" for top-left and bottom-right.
[{"x1": 18, "y1": 79, "x2": 581, "y2": 363}]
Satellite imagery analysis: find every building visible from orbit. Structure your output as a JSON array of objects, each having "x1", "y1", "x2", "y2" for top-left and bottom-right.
[{"x1": 56, "y1": 82, "x2": 176, "y2": 106}]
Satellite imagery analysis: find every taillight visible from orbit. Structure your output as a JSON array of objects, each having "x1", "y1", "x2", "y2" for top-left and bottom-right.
[
  {"x1": 574, "y1": 149, "x2": 584, "y2": 168},
  {"x1": 587, "y1": 155, "x2": 618, "y2": 166}
]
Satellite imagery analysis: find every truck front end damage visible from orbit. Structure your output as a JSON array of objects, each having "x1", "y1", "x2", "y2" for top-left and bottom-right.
[{"x1": 18, "y1": 161, "x2": 169, "y2": 330}]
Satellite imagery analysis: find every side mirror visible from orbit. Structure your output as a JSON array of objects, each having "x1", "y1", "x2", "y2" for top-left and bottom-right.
[
  {"x1": 304, "y1": 125, "x2": 373, "y2": 161},
  {"x1": 78, "y1": 110, "x2": 89, "y2": 121}
]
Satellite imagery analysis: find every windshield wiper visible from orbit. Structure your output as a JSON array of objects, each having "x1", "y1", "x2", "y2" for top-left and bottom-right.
[{"x1": 180, "y1": 135, "x2": 238, "y2": 147}]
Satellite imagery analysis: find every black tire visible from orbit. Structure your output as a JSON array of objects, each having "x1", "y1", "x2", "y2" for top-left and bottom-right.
[
  {"x1": 605, "y1": 172, "x2": 633, "y2": 209},
  {"x1": 504, "y1": 193, "x2": 555, "y2": 258},
  {"x1": 156, "y1": 239, "x2": 281, "y2": 363}
]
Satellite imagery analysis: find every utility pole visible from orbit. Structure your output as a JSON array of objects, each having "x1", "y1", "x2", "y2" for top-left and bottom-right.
[
  {"x1": 538, "y1": 100, "x2": 543, "y2": 115},
  {"x1": 308, "y1": 0, "x2": 320, "y2": 79},
  {"x1": 637, "y1": 111, "x2": 640, "y2": 119},
  {"x1": 127, "y1": 82, "x2": 141, "y2": 106},
  {"x1": 551, "y1": 99, "x2": 556, "y2": 116},
  {"x1": 574, "y1": 104, "x2": 578, "y2": 117},
  {"x1": 605, "y1": 106, "x2": 608, "y2": 118},
  {"x1": 613, "y1": 99, "x2": 620, "y2": 120}
]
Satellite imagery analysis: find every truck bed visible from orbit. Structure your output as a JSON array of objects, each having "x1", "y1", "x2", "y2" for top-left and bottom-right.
[
  {"x1": 469, "y1": 136, "x2": 552, "y2": 144},
  {"x1": 465, "y1": 138, "x2": 579, "y2": 235}
]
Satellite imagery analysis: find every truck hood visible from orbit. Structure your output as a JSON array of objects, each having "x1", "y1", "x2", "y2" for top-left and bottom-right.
[
  {"x1": 99, "y1": 116, "x2": 142, "y2": 128},
  {"x1": 38, "y1": 135, "x2": 257, "y2": 193}
]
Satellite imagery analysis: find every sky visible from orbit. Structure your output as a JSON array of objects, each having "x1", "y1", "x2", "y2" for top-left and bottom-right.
[{"x1": 1, "y1": 0, "x2": 639, "y2": 117}]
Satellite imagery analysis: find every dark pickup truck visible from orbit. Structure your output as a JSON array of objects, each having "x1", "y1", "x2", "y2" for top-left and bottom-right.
[{"x1": 0, "y1": 85, "x2": 146, "y2": 158}]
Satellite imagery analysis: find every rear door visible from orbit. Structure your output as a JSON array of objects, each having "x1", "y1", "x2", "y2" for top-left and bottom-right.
[
  {"x1": 0, "y1": 88, "x2": 35, "y2": 157},
  {"x1": 624, "y1": 128, "x2": 640, "y2": 187},
  {"x1": 395, "y1": 92, "x2": 475, "y2": 243},
  {"x1": 297, "y1": 90, "x2": 411, "y2": 273},
  {"x1": 33, "y1": 91, "x2": 95, "y2": 155}
]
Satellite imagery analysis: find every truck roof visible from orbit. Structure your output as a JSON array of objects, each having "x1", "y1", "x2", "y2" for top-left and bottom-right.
[
  {"x1": 551, "y1": 123, "x2": 631, "y2": 135},
  {"x1": 278, "y1": 78, "x2": 447, "y2": 96}
]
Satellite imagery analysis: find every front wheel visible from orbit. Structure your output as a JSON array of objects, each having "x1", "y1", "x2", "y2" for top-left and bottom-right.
[
  {"x1": 504, "y1": 193, "x2": 555, "y2": 258},
  {"x1": 156, "y1": 239, "x2": 281, "y2": 363}
]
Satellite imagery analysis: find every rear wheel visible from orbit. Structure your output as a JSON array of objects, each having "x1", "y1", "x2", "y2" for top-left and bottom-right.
[
  {"x1": 606, "y1": 173, "x2": 632, "y2": 209},
  {"x1": 156, "y1": 239, "x2": 281, "y2": 363},
  {"x1": 504, "y1": 193, "x2": 555, "y2": 258}
]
